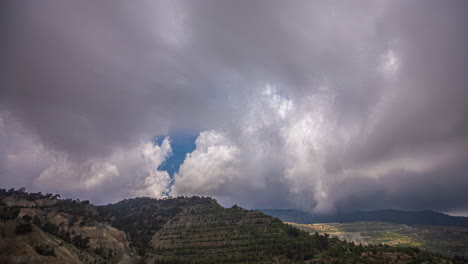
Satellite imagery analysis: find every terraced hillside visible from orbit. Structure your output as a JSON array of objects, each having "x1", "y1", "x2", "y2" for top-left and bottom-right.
[
  {"x1": 99, "y1": 197, "x2": 332, "y2": 263},
  {"x1": 148, "y1": 203, "x2": 322, "y2": 263}
]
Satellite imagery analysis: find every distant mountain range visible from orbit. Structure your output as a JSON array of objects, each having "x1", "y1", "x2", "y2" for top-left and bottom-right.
[{"x1": 259, "y1": 208, "x2": 468, "y2": 227}]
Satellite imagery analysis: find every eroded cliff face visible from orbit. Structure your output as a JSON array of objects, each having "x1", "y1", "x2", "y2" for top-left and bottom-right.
[
  {"x1": 0, "y1": 194, "x2": 139, "y2": 264},
  {"x1": 0, "y1": 219, "x2": 93, "y2": 264},
  {"x1": 45, "y1": 211, "x2": 133, "y2": 262}
]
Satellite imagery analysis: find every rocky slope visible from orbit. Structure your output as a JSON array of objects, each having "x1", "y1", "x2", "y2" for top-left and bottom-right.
[{"x1": 0, "y1": 190, "x2": 137, "y2": 264}]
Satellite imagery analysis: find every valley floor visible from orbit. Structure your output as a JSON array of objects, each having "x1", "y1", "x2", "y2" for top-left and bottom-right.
[{"x1": 289, "y1": 221, "x2": 468, "y2": 258}]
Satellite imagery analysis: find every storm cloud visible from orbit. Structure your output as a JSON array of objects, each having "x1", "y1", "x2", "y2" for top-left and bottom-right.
[{"x1": 1, "y1": 0, "x2": 467, "y2": 213}]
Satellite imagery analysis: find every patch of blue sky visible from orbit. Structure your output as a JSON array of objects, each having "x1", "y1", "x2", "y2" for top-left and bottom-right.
[{"x1": 153, "y1": 131, "x2": 198, "y2": 178}]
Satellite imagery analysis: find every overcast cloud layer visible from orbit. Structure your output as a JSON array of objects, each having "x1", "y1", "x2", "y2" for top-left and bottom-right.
[{"x1": 1, "y1": 0, "x2": 468, "y2": 214}]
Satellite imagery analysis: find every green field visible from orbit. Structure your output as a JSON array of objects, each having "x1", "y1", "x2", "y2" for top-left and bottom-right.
[{"x1": 289, "y1": 221, "x2": 468, "y2": 258}]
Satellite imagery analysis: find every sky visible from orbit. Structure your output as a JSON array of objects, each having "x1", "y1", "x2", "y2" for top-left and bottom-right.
[
  {"x1": 1, "y1": 0, "x2": 468, "y2": 215},
  {"x1": 154, "y1": 132, "x2": 197, "y2": 179}
]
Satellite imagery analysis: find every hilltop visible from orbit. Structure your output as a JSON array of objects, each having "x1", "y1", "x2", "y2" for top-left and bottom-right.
[{"x1": 1, "y1": 188, "x2": 466, "y2": 264}]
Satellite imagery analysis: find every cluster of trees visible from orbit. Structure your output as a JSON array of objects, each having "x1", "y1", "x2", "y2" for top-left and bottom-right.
[
  {"x1": 33, "y1": 244, "x2": 55, "y2": 256},
  {"x1": 92, "y1": 246, "x2": 114, "y2": 259},
  {"x1": 0, "y1": 187, "x2": 60, "y2": 201},
  {"x1": 14, "y1": 215, "x2": 34, "y2": 234},
  {"x1": 15, "y1": 222, "x2": 32, "y2": 234},
  {"x1": 0, "y1": 203, "x2": 19, "y2": 219}
]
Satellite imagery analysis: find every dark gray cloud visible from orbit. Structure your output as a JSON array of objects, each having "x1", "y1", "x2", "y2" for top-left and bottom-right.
[
  {"x1": 1, "y1": 1, "x2": 234, "y2": 159},
  {"x1": 1, "y1": 0, "x2": 467, "y2": 213},
  {"x1": 332, "y1": 154, "x2": 468, "y2": 213},
  {"x1": 348, "y1": 0, "x2": 468, "y2": 165}
]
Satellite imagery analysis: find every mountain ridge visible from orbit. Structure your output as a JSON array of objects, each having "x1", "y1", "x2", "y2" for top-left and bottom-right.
[{"x1": 259, "y1": 208, "x2": 468, "y2": 227}]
